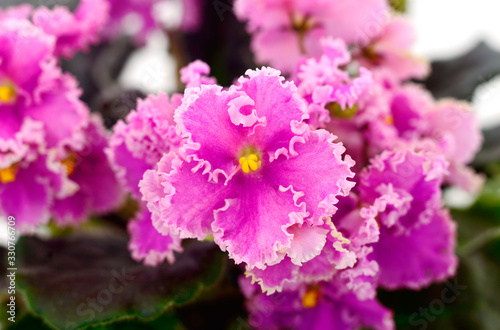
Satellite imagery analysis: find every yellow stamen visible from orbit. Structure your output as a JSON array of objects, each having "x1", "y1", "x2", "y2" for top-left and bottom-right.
[
  {"x1": 384, "y1": 116, "x2": 394, "y2": 125},
  {"x1": 0, "y1": 85, "x2": 16, "y2": 104},
  {"x1": 61, "y1": 153, "x2": 77, "y2": 176},
  {"x1": 0, "y1": 164, "x2": 18, "y2": 184},
  {"x1": 302, "y1": 286, "x2": 320, "y2": 309},
  {"x1": 239, "y1": 153, "x2": 261, "y2": 174}
]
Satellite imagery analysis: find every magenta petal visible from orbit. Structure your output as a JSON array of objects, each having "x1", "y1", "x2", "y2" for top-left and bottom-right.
[
  {"x1": 300, "y1": 295, "x2": 393, "y2": 330},
  {"x1": 0, "y1": 18, "x2": 55, "y2": 96},
  {"x1": 51, "y1": 192, "x2": 88, "y2": 226},
  {"x1": 425, "y1": 100, "x2": 482, "y2": 165},
  {"x1": 108, "y1": 92, "x2": 182, "y2": 197},
  {"x1": 180, "y1": 60, "x2": 216, "y2": 88},
  {"x1": 372, "y1": 209, "x2": 458, "y2": 290},
  {"x1": 176, "y1": 85, "x2": 248, "y2": 177},
  {"x1": 140, "y1": 153, "x2": 228, "y2": 239},
  {"x1": 334, "y1": 294, "x2": 395, "y2": 330},
  {"x1": 232, "y1": 67, "x2": 309, "y2": 159},
  {"x1": 52, "y1": 116, "x2": 124, "y2": 224},
  {"x1": 212, "y1": 173, "x2": 307, "y2": 269},
  {"x1": 23, "y1": 74, "x2": 89, "y2": 151},
  {"x1": 246, "y1": 257, "x2": 298, "y2": 294},
  {"x1": 107, "y1": 140, "x2": 151, "y2": 199},
  {"x1": 102, "y1": 0, "x2": 159, "y2": 45},
  {"x1": 33, "y1": 0, "x2": 109, "y2": 58},
  {"x1": 128, "y1": 207, "x2": 183, "y2": 266},
  {"x1": 359, "y1": 148, "x2": 448, "y2": 232},
  {"x1": 71, "y1": 116, "x2": 124, "y2": 214},
  {"x1": 286, "y1": 223, "x2": 329, "y2": 265},
  {"x1": 0, "y1": 157, "x2": 54, "y2": 234},
  {"x1": 251, "y1": 29, "x2": 303, "y2": 74},
  {"x1": 267, "y1": 129, "x2": 355, "y2": 224},
  {"x1": 0, "y1": 115, "x2": 44, "y2": 170}
]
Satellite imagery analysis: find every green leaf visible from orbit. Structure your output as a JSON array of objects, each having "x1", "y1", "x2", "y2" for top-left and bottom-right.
[
  {"x1": 15, "y1": 233, "x2": 225, "y2": 329},
  {"x1": 87, "y1": 311, "x2": 184, "y2": 330}
]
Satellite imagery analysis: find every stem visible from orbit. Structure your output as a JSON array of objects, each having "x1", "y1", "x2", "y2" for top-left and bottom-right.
[{"x1": 457, "y1": 227, "x2": 500, "y2": 257}]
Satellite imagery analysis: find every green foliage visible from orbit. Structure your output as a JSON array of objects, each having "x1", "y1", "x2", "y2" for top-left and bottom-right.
[{"x1": 10, "y1": 233, "x2": 225, "y2": 329}]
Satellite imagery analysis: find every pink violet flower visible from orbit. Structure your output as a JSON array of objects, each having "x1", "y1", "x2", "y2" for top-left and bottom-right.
[
  {"x1": 246, "y1": 194, "x2": 380, "y2": 294},
  {"x1": 369, "y1": 208, "x2": 458, "y2": 290},
  {"x1": 108, "y1": 92, "x2": 184, "y2": 266},
  {"x1": 180, "y1": 59, "x2": 217, "y2": 89},
  {"x1": 0, "y1": 4, "x2": 32, "y2": 20},
  {"x1": 359, "y1": 147, "x2": 458, "y2": 289},
  {"x1": 296, "y1": 38, "x2": 373, "y2": 118},
  {"x1": 234, "y1": 0, "x2": 389, "y2": 73},
  {"x1": 240, "y1": 242, "x2": 394, "y2": 330},
  {"x1": 51, "y1": 115, "x2": 124, "y2": 226},
  {"x1": 364, "y1": 83, "x2": 484, "y2": 192},
  {"x1": 290, "y1": 38, "x2": 374, "y2": 171},
  {"x1": 0, "y1": 17, "x2": 125, "y2": 233},
  {"x1": 179, "y1": 0, "x2": 202, "y2": 32},
  {"x1": 32, "y1": 0, "x2": 110, "y2": 59},
  {"x1": 140, "y1": 67, "x2": 355, "y2": 270},
  {"x1": 0, "y1": 153, "x2": 76, "y2": 234},
  {"x1": 423, "y1": 100, "x2": 484, "y2": 192},
  {"x1": 127, "y1": 206, "x2": 183, "y2": 266},
  {"x1": 355, "y1": 16, "x2": 430, "y2": 82},
  {"x1": 101, "y1": 0, "x2": 162, "y2": 45},
  {"x1": 1, "y1": 17, "x2": 89, "y2": 184}
]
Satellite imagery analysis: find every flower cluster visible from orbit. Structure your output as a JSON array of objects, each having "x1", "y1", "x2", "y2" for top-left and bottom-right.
[
  {"x1": 0, "y1": 1, "x2": 484, "y2": 329},
  {"x1": 0, "y1": 9, "x2": 122, "y2": 233},
  {"x1": 108, "y1": 92, "x2": 184, "y2": 266}
]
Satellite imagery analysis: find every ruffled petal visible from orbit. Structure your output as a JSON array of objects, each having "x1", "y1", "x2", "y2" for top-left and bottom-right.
[
  {"x1": 232, "y1": 67, "x2": 309, "y2": 161},
  {"x1": 175, "y1": 85, "x2": 249, "y2": 178},
  {"x1": 0, "y1": 18, "x2": 55, "y2": 96},
  {"x1": 52, "y1": 116, "x2": 124, "y2": 225},
  {"x1": 245, "y1": 258, "x2": 298, "y2": 294},
  {"x1": 140, "y1": 153, "x2": 228, "y2": 239},
  {"x1": 127, "y1": 206, "x2": 183, "y2": 266},
  {"x1": 359, "y1": 148, "x2": 448, "y2": 233},
  {"x1": 212, "y1": 172, "x2": 308, "y2": 269},
  {"x1": 372, "y1": 209, "x2": 458, "y2": 290},
  {"x1": 267, "y1": 129, "x2": 355, "y2": 224},
  {"x1": 108, "y1": 92, "x2": 182, "y2": 198},
  {"x1": 33, "y1": 0, "x2": 109, "y2": 58},
  {"x1": 0, "y1": 155, "x2": 67, "y2": 234},
  {"x1": 180, "y1": 60, "x2": 216, "y2": 88},
  {"x1": 22, "y1": 73, "x2": 89, "y2": 152}
]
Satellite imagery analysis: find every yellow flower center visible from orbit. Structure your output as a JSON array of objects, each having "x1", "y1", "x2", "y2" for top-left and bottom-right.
[
  {"x1": 61, "y1": 153, "x2": 77, "y2": 177},
  {"x1": 0, "y1": 84, "x2": 17, "y2": 104},
  {"x1": 384, "y1": 115, "x2": 394, "y2": 125},
  {"x1": 302, "y1": 286, "x2": 320, "y2": 309},
  {"x1": 0, "y1": 164, "x2": 19, "y2": 184},
  {"x1": 239, "y1": 153, "x2": 261, "y2": 174}
]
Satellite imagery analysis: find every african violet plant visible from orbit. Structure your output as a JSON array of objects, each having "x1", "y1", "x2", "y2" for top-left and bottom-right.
[{"x1": 0, "y1": 0, "x2": 497, "y2": 329}]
